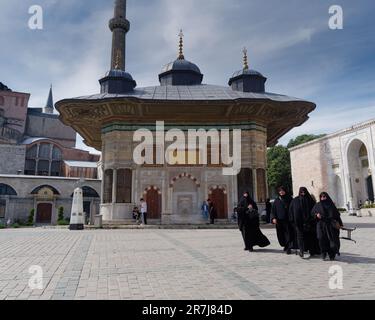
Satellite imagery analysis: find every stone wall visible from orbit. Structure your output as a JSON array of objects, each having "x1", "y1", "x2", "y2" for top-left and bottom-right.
[
  {"x1": 0, "y1": 144, "x2": 26, "y2": 174},
  {"x1": 25, "y1": 113, "x2": 76, "y2": 148}
]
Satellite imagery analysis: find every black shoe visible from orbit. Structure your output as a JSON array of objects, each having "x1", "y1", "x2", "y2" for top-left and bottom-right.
[
  {"x1": 244, "y1": 248, "x2": 249, "y2": 251},
  {"x1": 283, "y1": 247, "x2": 288, "y2": 252},
  {"x1": 322, "y1": 253, "x2": 327, "y2": 261},
  {"x1": 299, "y1": 251, "x2": 304, "y2": 258},
  {"x1": 329, "y1": 255, "x2": 336, "y2": 261},
  {"x1": 249, "y1": 247, "x2": 254, "y2": 252},
  {"x1": 286, "y1": 249, "x2": 292, "y2": 255}
]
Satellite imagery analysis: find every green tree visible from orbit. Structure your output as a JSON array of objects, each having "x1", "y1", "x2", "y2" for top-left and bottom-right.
[
  {"x1": 267, "y1": 145, "x2": 292, "y2": 195},
  {"x1": 287, "y1": 134, "x2": 326, "y2": 149},
  {"x1": 28, "y1": 209, "x2": 35, "y2": 225},
  {"x1": 58, "y1": 207, "x2": 64, "y2": 222}
]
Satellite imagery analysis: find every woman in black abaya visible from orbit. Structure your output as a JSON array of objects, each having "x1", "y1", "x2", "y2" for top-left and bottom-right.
[
  {"x1": 271, "y1": 186, "x2": 295, "y2": 254},
  {"x1": 289, "y1": 187, "x2": 320, "y2": 258},
  {"x1": 243, "y1": 202, "x2": 270, "y2": 252},
  {"x1": 311, "y1": 192, "x2": 344, "y2": 261},
  {"x1": 237, "y1": 191, "x2": 258, "y2": 251}
]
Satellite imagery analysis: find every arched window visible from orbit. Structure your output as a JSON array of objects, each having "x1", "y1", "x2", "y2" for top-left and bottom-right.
[
  {"x1": 51, "y1": 161, "x2": 62, "y2": 177},
  {"x1": 37, "y1": 160, "x2": 50, "y2": 176},
  {"x1": 103, "y1": 169, "x2": 113, "y2": 204},
  {"x1": 52, "y1": 146, "x2": 62, "y2": 160},
  {"x1": 117, "y1": 169, "x2": 132, "y2": 203},
  {"x1": 25, "y1": 159, "x2": 36, "y2": 175},
  {"x1": 0, "y1": 184, "x2": 17, "y2": 196},
  {"x1": 38, "y1": 143, "x2": 51, "y2": 159},
  {"x1": 25, "y1": 142, "x2": 63, "y2": 176},
  {"x1": 26, "y1": 145, "x2": 38, "y2": 158}
]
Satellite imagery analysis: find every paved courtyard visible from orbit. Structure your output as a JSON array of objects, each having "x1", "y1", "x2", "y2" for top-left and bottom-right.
[{"x1": 0, "y1": 216, "x2": 374, "y2": 300}]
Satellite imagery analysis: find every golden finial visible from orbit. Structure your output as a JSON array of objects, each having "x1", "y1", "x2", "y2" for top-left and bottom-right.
[
  {"x1": 178, "y1": 29, "x2": 185, "y2": 60},
  {"x1": 114, "y1": 50, "x2": 121, "y2": 69},
  {"x1": 243, "y1": 47, "x2": 249, "y2": 70}
]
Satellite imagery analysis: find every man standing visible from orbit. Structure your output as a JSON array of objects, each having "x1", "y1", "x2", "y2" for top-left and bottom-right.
[
  {"x1": 201, "y1": 200, "x2": 209, "y2": 221},
  {"x1": 140, "y1": 198, "x2": 148, "y2": 225},
  {"x1": 271, "y1": 186, "x2": 294, "y2": 254}
]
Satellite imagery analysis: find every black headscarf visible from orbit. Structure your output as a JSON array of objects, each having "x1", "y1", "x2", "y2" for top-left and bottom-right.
[
  {"x1": 277, "y1": 186, "x2": 292, "y2": 206},
  {"x1": 320, "y1": 192, "x2": 336, "y2": 215},
  {"x1": 298, "y1": 187, "x2": 316, "y2": 221}
]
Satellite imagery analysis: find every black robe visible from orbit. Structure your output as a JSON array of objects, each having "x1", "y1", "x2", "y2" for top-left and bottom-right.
[
  {"x1": 311, "y1": 201, "x2": 343, "y2": 257},
  {"x1": 237, "y1": 196, "x2": 258, "y2": 249},
  {"x1": 243, "y1": 208, "x2": 270, "y2": 248},
  {"x1": 289, "y1": 194, "x2": 320, "y2": 255},
  {"x1": 271, "y1": 195, "x2": 295, "y2": 249}
]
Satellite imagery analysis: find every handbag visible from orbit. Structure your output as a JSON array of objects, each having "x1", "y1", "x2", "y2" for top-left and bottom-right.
[{"x1": 331, "y1": 219, "x2": 341, "y2": 230}]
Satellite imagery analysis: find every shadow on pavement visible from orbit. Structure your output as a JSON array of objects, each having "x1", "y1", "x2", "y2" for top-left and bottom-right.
[{"x1": 338, "y1": 252, "x2": 375, "y2": 265}]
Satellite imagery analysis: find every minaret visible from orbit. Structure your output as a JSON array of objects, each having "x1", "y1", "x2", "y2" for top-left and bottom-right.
[
  {"x1": 109, "y1": 0, "x2": 129, "y2": 71},
  {"x1": 44, "y1": 85, "x2": 54, "y2": 114},
  {"x1": 99, "y1": 0, "x2": 136, "y2": 94}
]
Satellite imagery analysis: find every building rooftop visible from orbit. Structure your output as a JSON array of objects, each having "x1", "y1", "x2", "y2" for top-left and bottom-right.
[
  {"x1": 288, "y1": 118, "x2": 375, "y2": 151},
  {"x1": 73, "y1": 84, "x2": 303, "y2": 102}
]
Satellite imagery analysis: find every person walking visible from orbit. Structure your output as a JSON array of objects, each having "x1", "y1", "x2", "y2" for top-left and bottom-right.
[
  {"x1": 243, "y1": 202, "x2": 270, "y2": 252},
  {"x1": 271, "y1": 186, "x2": 294, "y2": 254},
  {"x1": 311, "y1": 192, "x2": 343, "y2": 261},
  {"x1": 289, "y1": 187, "x2": 319, "y2": 258},
  {"x1": 140, "y1": 198, "x2": 148, "y2": 225},
  {"x1": 237, "y1": 191, "x2": 258, "y2": 251},
  {"x1": 207, "y1": 199, "x2": 217, "y2": 224}
]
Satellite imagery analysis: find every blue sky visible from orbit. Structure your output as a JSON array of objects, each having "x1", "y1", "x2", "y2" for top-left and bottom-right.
[{"x1": 1, "y1": 0, "x2": 375, "y2": 153}]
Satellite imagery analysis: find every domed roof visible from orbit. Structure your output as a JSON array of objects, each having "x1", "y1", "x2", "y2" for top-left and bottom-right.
[
  {"x1": 231, "y1": 69, "x2": 265, "y2": 79},
  {"x1": 161, "y1": 59, "x2": 201, "y2": 74},
  {"x1": 105, "y1": 69, "x2": 135, "y2": 81}
]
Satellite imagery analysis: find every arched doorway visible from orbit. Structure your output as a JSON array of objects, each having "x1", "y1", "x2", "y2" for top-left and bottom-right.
[
  {"x1": 209, "y1": 187, "x2": 228, "y2": 219},
  {"x1": 144, "y1": 186, "x2": 162, "y2": 219},
  {"x1": 347, "y1": 139, "x2": 373, "y2": 208},
  {"x1": 31, "y1": 185, "x2": 59, "y2": 225},
  {"x1": 36, "y1": 203, "x2": 52, "y2": 224}
]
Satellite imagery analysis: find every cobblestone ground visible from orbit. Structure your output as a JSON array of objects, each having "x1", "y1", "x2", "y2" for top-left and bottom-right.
[{"x1": 0, "y1": 216, "x2": 374, "y2": 300}]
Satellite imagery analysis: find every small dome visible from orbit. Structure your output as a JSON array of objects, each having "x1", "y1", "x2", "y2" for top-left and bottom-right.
[
  {"x1": 159, "y1": 58, "x2": 203, "y2": 86},
  {"x1": 231, "y1": 69, "x2": 264, "y2": 78},
  {"x1": 105, "y1": 69, "x2": 135, "y2": 81},
  {"x1": 161, "y1": 59, "x2": 201, "y2": 74}
]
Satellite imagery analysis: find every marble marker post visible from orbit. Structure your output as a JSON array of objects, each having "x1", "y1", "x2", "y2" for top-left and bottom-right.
[{"x1": 69, "y1": 187, "x2": 84, "y2": 230}]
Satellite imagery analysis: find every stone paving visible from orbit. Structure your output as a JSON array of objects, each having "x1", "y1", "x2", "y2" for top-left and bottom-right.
[{"x1": 0, "y1": 216, "x2": 374, "y2": 300}]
